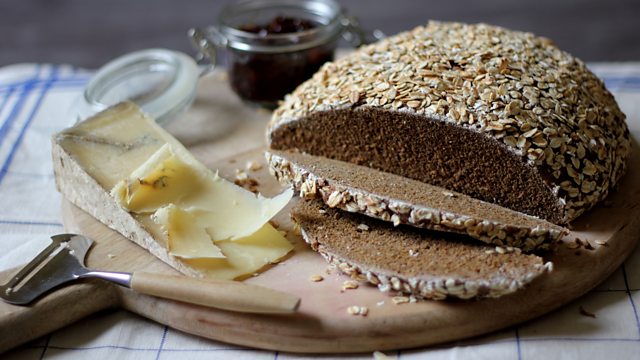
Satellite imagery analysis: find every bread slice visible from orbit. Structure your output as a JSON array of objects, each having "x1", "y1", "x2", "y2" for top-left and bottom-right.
[
  {"x1": 291, "y1": 199, "x2": 551, "y2": 299},
  {"x1": 268, "y1": 150, "x2": 567, "y2": 251},
  {"x1": 268, "y1": 21, "x2": 631, "y2": 224}
]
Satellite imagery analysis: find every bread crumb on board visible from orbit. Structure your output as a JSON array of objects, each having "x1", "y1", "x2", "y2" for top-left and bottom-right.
[
  {"x1": 347, "y1": 305, "x2": 369, "y2": 316},
  {"x1": 342, "y1": 280, "x2": 359, "y2": 291},
  {"x1": 392, "y1": 295, "x2": 418, "y2": 305},
  {"x1": 234, "y1": 169, "x2": 260, "y2": 193},
  {"x1": 245, "y1": 160, "x2": 263, "y2": 171},
  {"x1": 392, "y1": 296, "x2": 410, "y2": 305},
  {"x1": 309, "y1": 275, "x2": 324, "y2": 282}
]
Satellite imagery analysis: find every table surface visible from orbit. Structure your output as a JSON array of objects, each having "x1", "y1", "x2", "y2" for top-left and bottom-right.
[{"x1": 0, "y1": 62, "x2": 639, "y2": 359}]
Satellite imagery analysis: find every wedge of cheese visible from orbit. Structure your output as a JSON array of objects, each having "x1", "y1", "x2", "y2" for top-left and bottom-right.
[{"x1": 52, "y1": 102, "x2": 293, "y2": 279}]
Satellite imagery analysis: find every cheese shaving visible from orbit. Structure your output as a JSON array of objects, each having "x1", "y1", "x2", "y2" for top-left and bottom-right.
[
  {"x1": 111, "y1": 143, "x2": 293, "y2": 241},
  {"x1": 153, "y1": 204, "x2": 224, "y2": 259}
]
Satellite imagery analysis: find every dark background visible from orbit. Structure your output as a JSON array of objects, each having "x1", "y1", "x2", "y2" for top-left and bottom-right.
[{"x1": 2, "y1": 0, "x2": 639, "y2": 68}]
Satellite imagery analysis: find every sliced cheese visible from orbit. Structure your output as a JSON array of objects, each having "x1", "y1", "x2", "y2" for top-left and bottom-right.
[
  {"x1": 111, "y1": 143, "x2": 293, "y2": 240},
  {"x1": 193, "y1": 184, "x2": 293, "y2": 241},
  {"x1": 153, "y1": 204, "x2": 224, "y2": 259},
  {"x1": 111, "y1": 144, "x2": 206, "y2": 213},
  {"x1": 137, "y1": 213, "x2": 293, "y2": 280},
  {"x1": 182, "y1": 223, "x2": 293, "y2": 280}
]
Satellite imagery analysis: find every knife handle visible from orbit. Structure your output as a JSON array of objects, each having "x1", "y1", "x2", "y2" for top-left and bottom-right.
[{"x1": 129, "y1": 271, "x2": 300, "y2": 314}]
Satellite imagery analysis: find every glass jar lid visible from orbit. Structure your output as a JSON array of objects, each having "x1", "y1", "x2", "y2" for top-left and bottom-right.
[{"x1": 78, "y1": 48, "x2": 199, "y2": 125}]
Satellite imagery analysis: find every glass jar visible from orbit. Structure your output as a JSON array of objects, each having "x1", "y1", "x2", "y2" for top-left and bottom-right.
[{"x1": 190, "y1": 0, "x2": 381, "y2": 108}]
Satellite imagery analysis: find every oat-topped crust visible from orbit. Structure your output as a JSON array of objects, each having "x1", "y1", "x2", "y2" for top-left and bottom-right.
[{"x1": 268, "y1": 21, "x2": 631, "y2": 223}]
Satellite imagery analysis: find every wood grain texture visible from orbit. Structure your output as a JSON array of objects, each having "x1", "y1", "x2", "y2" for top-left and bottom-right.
[{"x1": 2, "y1": 145, "x2": 638, "y2": 353}]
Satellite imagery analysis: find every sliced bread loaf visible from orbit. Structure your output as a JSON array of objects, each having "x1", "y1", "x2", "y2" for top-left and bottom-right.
[
  {"x1": 291, "y1": 199, "x2": 551, "y2": 300},
  {"x1": 268, "y1": 21, "x2": 631, "y2": 224},
  {"x1": 268, "y1": 150, "x2": 567, "y2": 251}
]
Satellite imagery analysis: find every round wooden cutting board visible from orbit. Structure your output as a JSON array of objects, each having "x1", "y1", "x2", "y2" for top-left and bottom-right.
[{"x1": 52, "y1": 147, "x2": 640, "y2": 353}]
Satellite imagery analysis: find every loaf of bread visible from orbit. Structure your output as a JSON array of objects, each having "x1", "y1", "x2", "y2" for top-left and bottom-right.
[
  {"x1": 268, "y1": 21, "x2": 631, "y2": 225},
  {"x1": 292, "y1": 199, "x2": 551, "y2": 300},
  {"x1": 267, "y1": 150, "x2": 566, "y2": 251}
]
